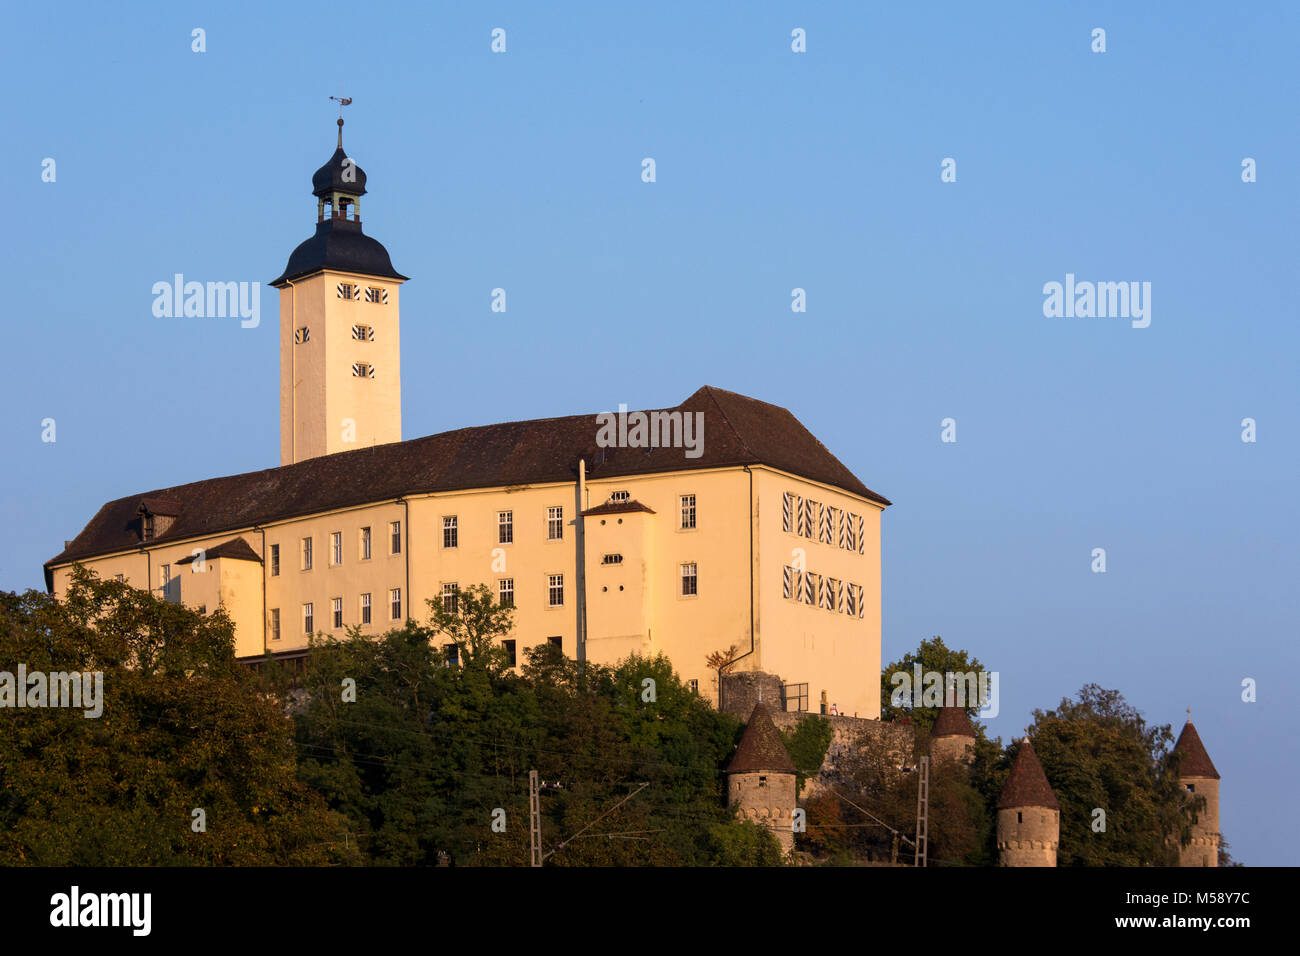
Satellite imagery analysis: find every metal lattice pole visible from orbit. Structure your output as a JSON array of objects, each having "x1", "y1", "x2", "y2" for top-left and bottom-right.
[
  {"x1": 529, "y1": 770, "x2": 542, "y2": 868},
  {"x1": 914, "y1": 756, "x2": 929, "y2": 867}
]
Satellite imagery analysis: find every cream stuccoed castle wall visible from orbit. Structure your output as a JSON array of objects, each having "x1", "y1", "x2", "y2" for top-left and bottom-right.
[{"x1": 49, "y1": 463, "x2": 884, "y2": 716}]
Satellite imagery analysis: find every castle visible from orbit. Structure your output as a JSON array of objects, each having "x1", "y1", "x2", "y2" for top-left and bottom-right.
[{"x1": 43, "y1": 121, "x2": 888, "y2": 718}]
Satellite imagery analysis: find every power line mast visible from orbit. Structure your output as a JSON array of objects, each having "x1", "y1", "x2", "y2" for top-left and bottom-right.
[
  {"x1": 529, "y1": 770, "x2": 542, "y2": 868},
  {"x1": 914, "y1": 755, "x2": 929, "y2": 867}
]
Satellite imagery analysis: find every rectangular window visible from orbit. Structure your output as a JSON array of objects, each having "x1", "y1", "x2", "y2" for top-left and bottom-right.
[
  {"x1": 782, "y1": 492, "x2": 795, "y2": 533},
  {"x1": 444, "y1": 644, "x2": 460, "y2": 667},
  {"x1": 783, "y1": 565, "x2": 797, "y2": 600},
  {"x1": 390, "y1": 588, "x2": 402, "y2": 620},
  {"x1": 160, "y1": 563, "x2": 171, "y2": 589},
  {"x1": 360, "y1": 593, "x2": 372, "y2": 625},
  {"x1": 352, "y1": 362, "x2": 374, "y2": 378},
  {"x1": 498, "y1": 511, "x2": 513, "y2": 544},
  {"x1": 331, "y1": 531, "x2": 342, "y2": 566},
  {"x1": 360, "y1": 526, "x2": 371, "y2": 560},
  {"x1": 680, "y1": 494, "x2": 696, "y2": 529},
  {"x1": 547, "y1": 636, "x2": 562, "y2": 650},
  {"x1": 390, "y1": 521, "x2": 401, "y2": 554},
  {"x1": 442, "y1": 583, "x2": 459, "y2": 614},
  {"x1": 499, "y1": 578, "x2": 514, "y2": 608},
  {"x1": 332, "y1": 597, "x2": 343, "y2": 629},
  {"x1": 142, "y1": 514, "x2": 156, "y2": 541},
  {"x1": 270, "y1": 608, "x2": 280, "y2": 641},
  {"x1": 270, "y1": 543, "x2": 280, "y2": 576},
  {"x1": 548, "y1": 574, "x2": 564, "y2": 607},
  {"x1": 351, "y1": 323, "x2": 375, "y2": 340},
  {"x1": 503, "y1": 639, "x2": 517, "y2": 667},
  {"x1": 301, "y1": 536, "x2": 313, "y2": 571},
  {"x1": 443, "y1": 515, "x2": 458, "y2": 549},
  {"x1": 681, "y1": 562, "x2": 698, "y2": 596},
  {"x1": 601, "y1": 553, "x2": 623, "y2": 565},
  {"x1": 364, "y1": 287, "x2": 388, "y2": 304},
  {"x1": 688, "y1": 679, "x2": 699, "y2": 694},
  {"x1": 303, "y1": 602, "x2": 314, "y2": 634},
  {"x1": 114, "y1": 573, "x2": 124, "y2": 583},
  {"x1": 819, "y1": 577, "x2": 833, "y2": 611},
  {"x1": 801, "y1": 572, "x2": 816, "y2": 606},
  {"x1": 547, "y1": 506, "x2": 563, "y2": 540},
  {"x1": 799, "y1": 498, "x2": 813, "y2": 538}
]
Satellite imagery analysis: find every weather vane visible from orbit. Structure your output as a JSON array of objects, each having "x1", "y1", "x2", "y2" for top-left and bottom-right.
[{"x1": 330, "y1": 93, "x2": 353, "y2": 146}]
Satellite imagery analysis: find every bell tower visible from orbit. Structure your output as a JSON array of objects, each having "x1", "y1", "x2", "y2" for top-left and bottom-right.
[{"x1": 270, "y1": 114, "x2": 408, "y2": 465}]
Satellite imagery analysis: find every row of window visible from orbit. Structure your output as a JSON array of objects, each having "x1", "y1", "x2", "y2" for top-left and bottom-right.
[
  {"x1": 782, "y1": 566, "x2": 866, "y2": 618},
  {"x1": 782, "y1": 492, "x2": 866, "y2": 555},
  {"x1": 272, "y1": 587, "x2": 404, "y2": 639},
  {"x1": 337, "y1": 283, "x2": 389, "y2": 304},
  {"x1": 295, "y1": 324, "x2": 375, "y2": 345},
  {"x1": 270, "y1": 522, "x2": 403, "y2": 575}
]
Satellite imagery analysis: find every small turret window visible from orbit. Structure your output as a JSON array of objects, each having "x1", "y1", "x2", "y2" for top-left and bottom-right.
[
  {"x1": 759, "y1": 775, "x2": 768, "y2": 788},
  {"x1": 336, "y1": 283, "x2": 359, "y2": 300},
  {"x1": 352, "y1": 362, "x2": 374, "y2": 378},
  {"x1": 295, "y1": 327, "x2": 310, "y2": 344},
  {"x1": 352, "y1": 324, "x2": 374, "y2": 341},
  {"x1": 365, "y1": 287, "x2": 388, "y2": 304}
]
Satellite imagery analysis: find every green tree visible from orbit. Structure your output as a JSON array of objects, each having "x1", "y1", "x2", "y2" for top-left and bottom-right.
[
  {"x1": 1023, "y1": 684, "x2": 1189, "y2": 867},
  {"x1": 780, "y1": 713, "x2": 833, "y2": 795},
  {"x1": 0, "y1": 568, "x2": 350, "y2": 865},
  {"x1": 880, "y1": 635, "x2": 988, "y2": 733}
]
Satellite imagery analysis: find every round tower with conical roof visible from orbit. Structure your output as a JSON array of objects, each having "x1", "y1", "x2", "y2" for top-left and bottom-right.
[
  {"x1": 726, "y1": 702, "x2": 798, "y2": 854},
  {"x1": 996, "y1": 737, "x2": 1060, "y2": 867},
  {"x1": 930, "y1": 704, "x2": 976, "y2": 765},
  {"x1": 1173, "y1": 716, "x2": 1220, "y2": 867}
]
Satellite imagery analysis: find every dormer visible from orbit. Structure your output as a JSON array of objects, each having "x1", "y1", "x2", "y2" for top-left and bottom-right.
[{"x1": 137, "y1": 497, "x2": 181, "y2": 542}]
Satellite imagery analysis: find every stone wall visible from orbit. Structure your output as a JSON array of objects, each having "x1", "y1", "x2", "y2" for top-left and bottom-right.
[
  {"x1": 997, "y1": 807, "x2": 1059, "y2": 867},
  {"x1": 728, "y1": 770, "x2": 798, "y2": 853}
]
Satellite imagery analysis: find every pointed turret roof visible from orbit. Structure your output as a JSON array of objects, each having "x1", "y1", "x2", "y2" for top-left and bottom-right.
[
  {"x1": 931, "y1": 705, "x2": 976, "y2": 739},
  {"x1": 997, "y1": 737, "x2": 1059, "y2": 810},
  {"x1": 1173, "y1": 720, "x2": 1220, "y2": 779},
  {"x1": 726, "y1": 702, "x2": 797, "y2": 774}
]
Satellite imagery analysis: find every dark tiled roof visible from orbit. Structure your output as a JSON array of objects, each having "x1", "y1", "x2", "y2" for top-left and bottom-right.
[
  {"x1": 138, "y1": 497, "x2": 182, "y2": 516},
  {"x1": 45, "y1": 386, "x2": 888, "y2": 580},
  {"x1": 174, "y1": 537, "x2": 262, "y2": 565},
  {"x1": 931, "y1": 705, "x2": 976, "y2": 739},
  {"x1": 271, "y1": 218, "x2": 406, "y2": 286},
  {"x1": 582, "y1": 500, "x2": 655, "y2": 516},
  {"x1": 997, "y1": 738, "x2": 1060, "y2": 810},
  {"x1": 312, "y1": 145, "x2": 367, "y2": 197},
  {"x1": 726, "y1": 703, "x2": 797, "y2": 774},
  {"x1": 1173, "y1": 721, "x2": 1220, "y2": 779}
]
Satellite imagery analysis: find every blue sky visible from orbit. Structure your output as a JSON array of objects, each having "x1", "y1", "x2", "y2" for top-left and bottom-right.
[{"x1": 3, "y1": 2, "x2": 1296, "y2": 864}]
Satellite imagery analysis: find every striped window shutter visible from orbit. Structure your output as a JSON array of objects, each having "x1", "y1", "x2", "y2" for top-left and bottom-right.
[
  {"x1": 799, "y1": 498, "x2": 812, "y2": 537},
  {"x1": 838, "y1": 510, "x2": 848, "y2": 549},
  {"x1": 846, "y1": 584, "x2": 857, "y2": 617},
  {"x1": 801, "y1": 571, "x2": 815, "y2": 605},
  {"x1": 856, "y1": 584, "x2": 865, "y2": 618},
  {"x1": 782, "y1": 493, "x2": 794, "y2": 533},
  {"x1": 818, "y1": 503, "x2": 831, "y2": 543},
  {"x1": 783, "y1": 565, "x2": 796, "y2": 599},
  {"x1": 857, "y1": 515, "x2": 865, "y2": 555}
]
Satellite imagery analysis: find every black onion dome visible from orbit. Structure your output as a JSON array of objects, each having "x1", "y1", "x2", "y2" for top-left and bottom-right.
[
  {"x1": 271, "y1": 219, "x2": 407, "y2": 286},
  {"x1": 312, "y1": 146, "x2": 367, "y2": 197}
]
